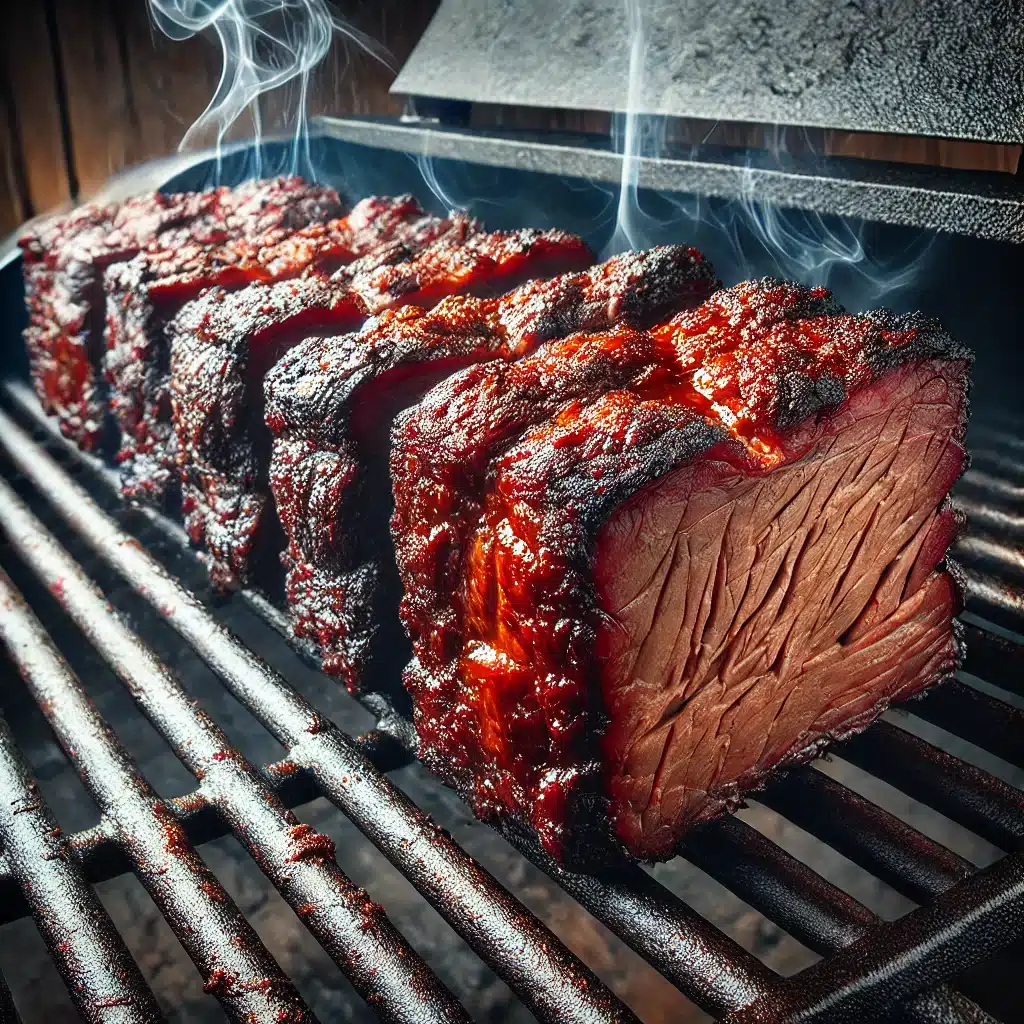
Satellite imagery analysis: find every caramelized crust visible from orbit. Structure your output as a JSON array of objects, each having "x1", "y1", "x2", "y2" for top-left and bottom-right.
[
  {"x1": 171, "y1": 224, "x2": 593, "y2": 591},
  {"x1": 390, "y1": 279, "x2": 971, "y2": 861},
  {"x1": 20, "y1": 177, "x2": 340, "y2": 450},
  {"x1": 20, "y1": 191, "x2": 212, "y2": 449},
  {"x1": 265, "y1": 246, "x2": 718, "y2": 691}
]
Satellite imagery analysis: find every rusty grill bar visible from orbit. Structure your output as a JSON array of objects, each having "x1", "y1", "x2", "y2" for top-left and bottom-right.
[{"x1": 0, "y1": 374, "x2": 1022, "y2": 1024}]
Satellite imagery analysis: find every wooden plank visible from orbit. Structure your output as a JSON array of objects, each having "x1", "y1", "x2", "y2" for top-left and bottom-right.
[
  {"x1": 0, "y1": 1, "x2": 72, "y2": 214},
  {"x1": 0, "y1": 51, "x2": 30, "y2": 235},
  {"x1": 825, "y1": 131, "x2": 1021, "y2": 173},
  {"x1": 6, "y1": 0, "x2": 443, "y2": 203},
  {"x1": 50, "y1": 0, "x2": 133, "y2": 199},
  {"x1": 310, "y1": 0, "x2": 442, "y2": 120},
  {"x1": 113, "y1": 0, "x2": 225, "y2": 166}
]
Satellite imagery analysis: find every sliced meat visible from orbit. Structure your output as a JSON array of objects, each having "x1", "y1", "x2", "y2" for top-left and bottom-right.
[
  {"x1": 264, "y1": 246, "x2": 719, "y2": 694},
  {"x1": 19, "y1": 177, "x2": 340, "y2": 451},
  {"x1": 103, "y1": 194, "x2": 434, "y2": 508},
  {"x1": 390, "y1": 279, "x2": 971, "y2": 863},
  {"x1": 170, "y1": 224, "x2": 593, "y2": 592}
]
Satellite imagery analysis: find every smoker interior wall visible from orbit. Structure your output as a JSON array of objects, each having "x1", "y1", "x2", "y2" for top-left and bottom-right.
[{"x1": 0, "y1": 0, "x2": 443, "y2": 234}]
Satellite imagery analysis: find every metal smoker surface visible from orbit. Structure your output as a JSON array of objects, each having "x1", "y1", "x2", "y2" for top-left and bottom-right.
[
  {"x1": 394, "y1": 0, "x2": 1024, "y2": 142},
  {"x1": 0, "y1": 372, "x2": 1022, "y2": 1023}
]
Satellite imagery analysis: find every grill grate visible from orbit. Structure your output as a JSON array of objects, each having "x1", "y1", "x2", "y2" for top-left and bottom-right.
[{"x1": 0, "y1": 375, "x2": 1021, "y2": 1024}]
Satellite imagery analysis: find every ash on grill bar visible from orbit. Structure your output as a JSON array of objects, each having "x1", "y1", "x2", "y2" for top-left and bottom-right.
[{"x1": 1, "y1": 1, "x2": 1023, "y2": 1023}]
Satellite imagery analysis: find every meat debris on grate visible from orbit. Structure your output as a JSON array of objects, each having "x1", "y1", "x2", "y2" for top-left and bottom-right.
[
  {"x1": 391, "y1": 279, "x2": 971, "y2": 862},
  {"x1": 264, "y1": 244, "x2": 719, "y2": 694},
  {"x1": 18, "y1": 177, "x2": 342, "y2": 453},
  {"x1": 168, "y1": 222, "x2": 592, "y2": 592}
]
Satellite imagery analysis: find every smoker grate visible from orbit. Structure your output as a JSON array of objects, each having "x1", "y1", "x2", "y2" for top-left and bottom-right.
[{"x1": 0, "y1": 375, "x2": 1021, "y2": 1024}]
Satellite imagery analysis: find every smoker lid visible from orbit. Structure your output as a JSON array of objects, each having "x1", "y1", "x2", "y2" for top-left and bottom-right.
[{"x1": 392, "y1": 0, "x2": 1024, "y2": 144}]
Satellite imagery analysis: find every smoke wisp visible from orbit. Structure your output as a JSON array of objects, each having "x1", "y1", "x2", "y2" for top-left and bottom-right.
[
  {"x1": 148, "y1": 0, "x2": 392, "y2": 179},
  {"x1": 604, "y1": 4, "x2": 934, "y2": 308}
]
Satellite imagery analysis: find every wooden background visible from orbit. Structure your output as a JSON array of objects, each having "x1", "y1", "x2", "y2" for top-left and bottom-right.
[
  {"x1": 1, "y1": 0, "x2": 1020, "y2": 239},
  {"x1": 0, "y1": 0, "x2": 442, "y2": 235}
]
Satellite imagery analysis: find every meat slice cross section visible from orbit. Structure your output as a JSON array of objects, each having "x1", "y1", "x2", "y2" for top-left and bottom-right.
[
  {"x1": 170, "y1": 222, "x2": 593, "y2": 592},
  {"x1": 19, "y1": 177, "x2": 340, "y2": 451},
  {"x1": 390, "y1": 278, "x2": 971, "y2": 863},
  {"x1": 264, "y1": 245, "x2": 719, "y2": 694},
  {"x1": 103, "y1": 194, "x2": 437, "y2": 508}
]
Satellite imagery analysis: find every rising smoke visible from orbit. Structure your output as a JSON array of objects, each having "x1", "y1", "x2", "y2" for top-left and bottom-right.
[
  {"x1": 605, "y1": 1, "x2": 934, "y2": 307},
  {"x1": 148, "y1": 0, "x2": 391, "y2": 180}
]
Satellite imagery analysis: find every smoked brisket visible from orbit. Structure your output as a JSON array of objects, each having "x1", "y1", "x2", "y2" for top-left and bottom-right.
[
  {"x1": 264, "y1": 245, "x2": 719, "y2": 693},
  {"x1": 103, "y1": 194, "x2": 435, "y2": 507},
  {"x1": 390, "y1": 279, "x2": 971, "y2": 862}
]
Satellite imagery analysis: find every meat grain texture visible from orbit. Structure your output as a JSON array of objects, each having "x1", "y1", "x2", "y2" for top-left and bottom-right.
[{"x1": 391, "y1": 278, "x2": 971, "y2": 862}]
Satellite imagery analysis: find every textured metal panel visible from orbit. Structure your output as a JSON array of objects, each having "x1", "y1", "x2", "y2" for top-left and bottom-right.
[{"x1": 392, "y1": 0, "x2": 1024, "y2": 142}]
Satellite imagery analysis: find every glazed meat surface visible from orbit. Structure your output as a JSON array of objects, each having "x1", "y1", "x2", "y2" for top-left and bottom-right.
[
  {"x1": 20, "y1": 191, "x2": 207, "y2": 449},
  {"x1": 390, "y1": 279, "x2": 971, "y2": 862},
  {"x1": 264, "y1": 245, "x2": 719, "y2": 694},
  {"x1": 170, "y1": 222, "x2": 592, "y2": 592},
  {"x1": 103, "y1": 194, "x2": 435, "y2": 507},
  {"x1": 20, "y1": 177, "x2": 339, "y2": 450}
]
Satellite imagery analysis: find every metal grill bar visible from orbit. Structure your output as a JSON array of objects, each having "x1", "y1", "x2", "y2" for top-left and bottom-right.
[
  {"x1": 0, "y1": 770, "x2": 325, "y2": 920},
  {"x1": 757, "y1": 769, "x2": 974, "y2": 905},
  {"x1": 524, "y1": 854, "x2": 777, "y2": 1015},
  {"x1": 955, "y1": 535, "x2": 1024, "y2": 590},
  {"x1": 0, "y1": 478, "x2": 475, "y2": 1024},
  {"x1": 961, "y1": 457, "x2": 1024, "y2": 490},
  {"x1": 0, "y1": 714, "x2": 164, "y2": 1024},
  {"x1": 722, "y1": 854, "x2": 1024, "y2": 1024},
  {"x1": 0, "y1": 418, "x2": 641, "y2": 1022},
  {"x1": 962, "y1": 625, "x2": 1023, "y2": 700},
  {"x1": 838, "y1": 721, "x2": 1024, "y2": 853},
  {"x1": 684, "y1": 815, "x2": 876, "y2": 951},
  {"x1": 970, "y1": 428, "x2": 1024, "y2": 457},
  {"x1": 680, "y1": 816, "x2": 995, "y2": 1024},
  {"x1": 0, "y1": 779, "x2": 303, "y2": 921},
  {"x1": 902, "y1": 681, "x2": 1024, "y2": 771},
  {"x1": 0, "y1": 572, "x2": 318, "y2": 1024},
  {"x1": 955, "y1": 497, "x2": 1024, "y2": 544},
  {"x1": 957, "y1": 563, "x2": 1024, "y2": 634}
]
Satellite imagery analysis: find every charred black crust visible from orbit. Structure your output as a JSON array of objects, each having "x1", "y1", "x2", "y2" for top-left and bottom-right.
[
  {"x1": 609, "y1": 246, "x2": 722, "y2": 326},
  {"x1": 864, "y1": 308, "x2": 975, "y2": 371},
  {"x1": 767, "y1": 276, "x2": 846, "y2": 319},
  {"x1": 274, "y1": 247, "x2": 724, "y2": 694},
  {"x1": 558, "y1": 415, "x2": 730, "y2": 537},
  {"x1": 774, "y1": 370, "x2": 847, "y2": 429},
  {"x1": 768, "y1": 304, "x2": 974, "y2": 432}
]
